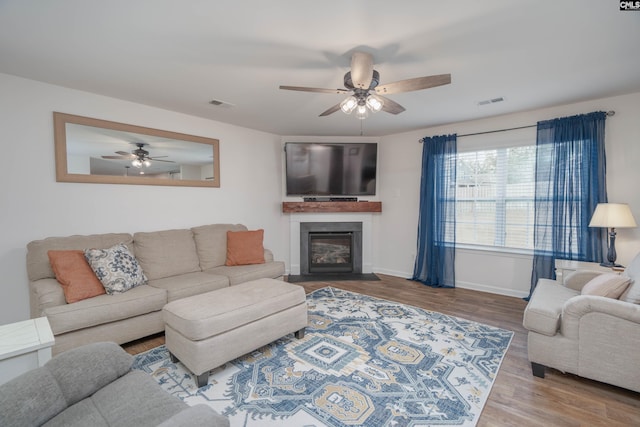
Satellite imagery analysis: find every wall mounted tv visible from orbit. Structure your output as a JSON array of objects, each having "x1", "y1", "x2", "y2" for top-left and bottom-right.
[{"x1": 285, "y1": 142, "x2": 377, "y2": 196}]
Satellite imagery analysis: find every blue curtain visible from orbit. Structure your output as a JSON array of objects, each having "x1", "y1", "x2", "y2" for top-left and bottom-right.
[
  {"x1": 412, "y1": 134, "x2": 457, "y2": 288},
  {"x1": 530, "y1": 111, "x2": 607, "y2": 295}
]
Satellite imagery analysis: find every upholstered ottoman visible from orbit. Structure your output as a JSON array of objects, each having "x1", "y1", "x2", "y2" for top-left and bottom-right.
[{"x1": 163, "y1": 278, "x2": 307, "y2": 387}]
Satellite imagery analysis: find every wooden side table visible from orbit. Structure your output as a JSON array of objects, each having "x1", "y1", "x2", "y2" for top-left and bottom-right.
[
  {"x1": 554, "y1": 259, "x2": 616, "y2": 284},
  {"x1": 0, "y1": 317, "x2": 55, "y2": 385}
]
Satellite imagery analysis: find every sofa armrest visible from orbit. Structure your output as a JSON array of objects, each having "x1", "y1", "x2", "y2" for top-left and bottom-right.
[
  {"x1": 563, "y1": 270, "x2": 607, "y2": 291},
  {"x1": 263, "y1": 248, "x2": 274, "y2": 263},
  {"x1": 523, "y1": 279, "x2": 578, "y2": 336},
  {"x1": 157, "y1": 404, "x2": 230, "y2": 427},
  {"x1": 561, "y1": 295, "x2": 640, "y2": 338},
  {"x1": 30, "y1": 278, "x2": 66, "y2": 317}
]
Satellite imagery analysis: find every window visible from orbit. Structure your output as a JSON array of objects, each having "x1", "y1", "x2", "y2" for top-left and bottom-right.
[{"x1": 453, "y1": 145, "x2": 536, "y2": 250}]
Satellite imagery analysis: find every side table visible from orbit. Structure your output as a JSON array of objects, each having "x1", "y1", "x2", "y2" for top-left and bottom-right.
[
  {"x1": 0, "y1": 317, "x2": 55, "y2": 385},
  {"x1": 554, "y1": 259, "x2": 616, "y2": 285}
]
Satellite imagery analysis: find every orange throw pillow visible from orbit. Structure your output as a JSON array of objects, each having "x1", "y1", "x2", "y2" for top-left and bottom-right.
[
  {"x1": 225, "y1": 229, "x2": 266, "y2": 266},
  {"x1": 48, "y1": 250, "x2": 106, "y2": 303}
]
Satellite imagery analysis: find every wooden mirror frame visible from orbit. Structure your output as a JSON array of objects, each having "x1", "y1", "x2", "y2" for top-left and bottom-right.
[{"x1": 53, "y1": 112, "x2": 220, "y2": 187}]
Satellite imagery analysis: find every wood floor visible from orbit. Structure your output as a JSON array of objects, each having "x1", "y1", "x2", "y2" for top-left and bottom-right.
[{"x1": 123, "y1": 274, "x2": 640, "y2": 426}]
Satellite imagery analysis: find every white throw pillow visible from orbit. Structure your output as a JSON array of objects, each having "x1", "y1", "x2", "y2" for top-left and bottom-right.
[
  {"x1": 620, "y1": 252, "x2": 640, "y2": 303},
  {"x1": 581, "y1": 273, "x2": 631, "y2": 299},
  {"x1": 84, "y1": 243, "x2": 147, "y2": 294}
]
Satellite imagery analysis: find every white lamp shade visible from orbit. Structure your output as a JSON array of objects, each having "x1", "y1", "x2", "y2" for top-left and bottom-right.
[{"x1": 589, "y1": 203, "x2": 637, "y2": 228}]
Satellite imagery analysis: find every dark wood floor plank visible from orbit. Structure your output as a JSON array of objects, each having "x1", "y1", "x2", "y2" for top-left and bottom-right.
[{"x1": 123, "y1": 274, "x2": 640, "y2": 426}]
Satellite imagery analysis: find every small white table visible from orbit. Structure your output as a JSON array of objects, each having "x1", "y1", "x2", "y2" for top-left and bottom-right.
[
  {"x1": 554, "y1": 259, "x2": 616, "y2": 284},
  {"x1": 0, "y1": 317, "x2": 55, "y2": 385}
]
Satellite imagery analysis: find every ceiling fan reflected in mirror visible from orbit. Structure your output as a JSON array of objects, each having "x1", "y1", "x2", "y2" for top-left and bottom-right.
[
  {"x1": 279, "y1": 51, "x2": 451, "y2": 119},
  {"x1": 101, "y1": 143, "x2": 175, "y2": 168}
]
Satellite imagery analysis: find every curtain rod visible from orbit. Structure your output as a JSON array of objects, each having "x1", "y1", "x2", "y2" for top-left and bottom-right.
[{"x1": 419, "y1": 110, "x2": 615, "y2": 142}]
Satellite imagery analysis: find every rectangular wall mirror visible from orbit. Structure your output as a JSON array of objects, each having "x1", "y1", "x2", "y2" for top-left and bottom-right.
[{"x1": 53, "y1": 112, "x2": 220, "y2": 187}]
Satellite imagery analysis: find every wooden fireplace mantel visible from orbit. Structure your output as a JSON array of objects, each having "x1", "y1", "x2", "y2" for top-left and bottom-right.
[{"x1": 282, "y1": 201, "x2": 382, "y2": 213}]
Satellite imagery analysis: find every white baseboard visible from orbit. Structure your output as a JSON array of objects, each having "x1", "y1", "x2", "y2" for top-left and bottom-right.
[
  {"x1": 373, "y1": 268, "x2": 412, "y2": 279},
  {"x1": 374, "y1": 269, "x2": 529, "y2": 299},
  {"x1": 288, "y1": 267, "x2": 529, "y2": 299},
  {"x1": 455, "y1": 280, "x2": 529, "y2": 299}
]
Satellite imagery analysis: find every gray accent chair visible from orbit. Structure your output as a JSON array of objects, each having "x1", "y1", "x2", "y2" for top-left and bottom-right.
[
  {"x1": 523, "y1": 253, "x2": 640, "y2": 393},
  {"x1": 0, "y1": 342, "x2": 229, "y2": 427}
]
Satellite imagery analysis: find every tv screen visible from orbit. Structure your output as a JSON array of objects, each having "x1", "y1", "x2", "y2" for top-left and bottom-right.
[{"x1": 285, "y1": 142, "x2": 377, "y2": 196}]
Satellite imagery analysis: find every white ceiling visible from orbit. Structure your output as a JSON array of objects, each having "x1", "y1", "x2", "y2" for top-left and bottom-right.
[{"x1": 1, "y1": 1, "x2": 639, "y2": 137}]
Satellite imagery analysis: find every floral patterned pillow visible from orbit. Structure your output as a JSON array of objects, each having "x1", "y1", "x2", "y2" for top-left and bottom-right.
[{"x1": 84, "y1": 243, "x2": 147, "y2": 294}]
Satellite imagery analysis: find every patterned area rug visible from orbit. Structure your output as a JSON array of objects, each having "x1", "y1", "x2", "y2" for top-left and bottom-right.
[{"x1": 132, "y1": 287, "x2": 513, "y2": 426}]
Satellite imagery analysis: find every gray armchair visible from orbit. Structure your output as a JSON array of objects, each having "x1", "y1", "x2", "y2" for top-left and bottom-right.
[
  {"x1": 523, "y1": 254, "x2": 640, "y2": 393},
  {"x1": 0, "y1": 342, "x2": 229, "y2": 427}
]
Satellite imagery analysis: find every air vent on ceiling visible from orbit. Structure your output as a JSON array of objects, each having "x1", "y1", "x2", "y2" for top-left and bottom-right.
[
  {"x1": 208, "y1": 99, "x2": 235, "y2": 108},
  {"x1": 477, "y1": 97, "x2": 505, "y2": 106}
]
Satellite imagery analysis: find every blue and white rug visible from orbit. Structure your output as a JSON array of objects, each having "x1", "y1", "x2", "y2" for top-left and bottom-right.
[{"x1": 133, "y1": 287, "x2": 513, "y2": 426}]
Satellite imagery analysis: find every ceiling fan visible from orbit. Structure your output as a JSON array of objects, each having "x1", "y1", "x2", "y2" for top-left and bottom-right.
[
  {"x1": 102, "y1": 143, "x2": 175, "y2": 168},
  {"x1": 279, "y1": 51, "x2": 451, "y2": 119}
]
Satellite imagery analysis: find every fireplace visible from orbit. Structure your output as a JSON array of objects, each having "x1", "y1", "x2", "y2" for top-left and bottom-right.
[
  {"x1": 300, "y1": 222, "x2": 362, "y2": 275},
  {"x1": 309, "y1": 232, "x2": 353, "y2": 273}
]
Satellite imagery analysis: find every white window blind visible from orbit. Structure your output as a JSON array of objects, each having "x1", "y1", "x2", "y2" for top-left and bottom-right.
[{"x1": 452, "y1": 145, "x2": 536, "y2": 250}]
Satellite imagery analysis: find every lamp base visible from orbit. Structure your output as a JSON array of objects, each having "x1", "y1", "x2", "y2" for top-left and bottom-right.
[{"x1": 599, "y1": 261, "x2": 624, "y2": 268}]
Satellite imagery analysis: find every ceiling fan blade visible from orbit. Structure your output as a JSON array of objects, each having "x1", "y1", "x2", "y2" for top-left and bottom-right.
[
  {"x1": 149, "y1": 159, "x2": 175, "y2": 163},
  {"x1": 115, "y1": 151, "x2": 135, "y2": 157},
  {"x1": 351, "y1": 52, "x2": 373, "y2": 89},
  {"x1": 279, "y1": 85, "x2": 349, "y2": 94},
  {"x1": 319, "y1": 104, "x2": 342, "y2": 117},
  {"x1": 350, "y1": 51, "x2": 374, "y2": 89},
  {"x1": 379, "y1": 96, "x2": 406, "y2": 115},
  {"x1": 102, "y1": 155, "x2": 129, "y2": 159},
  {"x1": 375, "y1": 74, "x2": 451, "y2": 95}
]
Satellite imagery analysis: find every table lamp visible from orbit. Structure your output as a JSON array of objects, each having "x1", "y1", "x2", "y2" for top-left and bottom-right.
[{"x1": 589, "y1": 203, "x2": 637, "y2": 267}]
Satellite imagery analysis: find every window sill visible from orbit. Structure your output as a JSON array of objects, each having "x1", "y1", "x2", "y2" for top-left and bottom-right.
[{"x1": 455, "y1": 244, "x2": 534, "y2": 259}]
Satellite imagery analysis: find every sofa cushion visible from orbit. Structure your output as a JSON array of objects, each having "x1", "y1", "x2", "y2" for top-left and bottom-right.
[
  {"x1": 147, "y1": 271, "x2": 229, "y2": 302},
  {"x1": 85, "y1": 244, "x2": 147, "y2": 294},
  {"x1": 133, "y1": 229, "x2": 201, "y2": 280},
  {"x1": 225, "y1": 229, "x2": 265, "y2": 266},
  {"x1": 43, "y1": 398, "x2": 109, "y2": 427},
  {"x1": 44, "y1": 285, "x2": 167, "y2": 335},
  {"x1": 581, "y1": 273, "x2": 631, "y2": 299},
  {"x1": 27, "y1": 233, "x2": 134, "y2": 282},
  {"x1": 191, "y1": 223, "x2": 247, "y2": 270},
  {"x1": 48, "y1": 250, "x2": 106, "y2": 303},
  {"x1": 205, "y1": 261, "x2": 285, "y2": 286},
  {"x1": 0, "y1": 367, "x2": 68, "y2": 427},
  {"x1": 523, "y1": 279, "x2": 580, "y2": 336},
  {"x1": 620, "y1": 252, "x2": 640, "y2": 303}
]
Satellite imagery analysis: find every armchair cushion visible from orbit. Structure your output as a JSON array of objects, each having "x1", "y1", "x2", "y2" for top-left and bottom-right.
[
  {"x1": 621, "y1": 252, "x2": 640, "y2": 303},
  {"x1": 581, "y1": 273, "x2": 630, "y2": 299}
]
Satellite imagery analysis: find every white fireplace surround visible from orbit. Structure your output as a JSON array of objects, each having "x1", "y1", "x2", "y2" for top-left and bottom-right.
[{"x1": 288, "y1": 213, "x2": 373, "y2": 275}]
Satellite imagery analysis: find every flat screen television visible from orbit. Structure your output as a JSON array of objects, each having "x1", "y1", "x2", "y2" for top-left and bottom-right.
[{"x1": 285, "y1": 142, "x2": 377, "y2": 196}]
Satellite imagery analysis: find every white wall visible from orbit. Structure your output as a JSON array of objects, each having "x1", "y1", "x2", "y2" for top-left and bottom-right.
[
  {"x1": 2, "y1": 71, "x2": 639, "y2": 323},
  {"x1": 0, "y1": 73, "x2": 284, "y2": 324},
  {"x1": 377, "y1": 91, "x2": 640, "y2": 298}
]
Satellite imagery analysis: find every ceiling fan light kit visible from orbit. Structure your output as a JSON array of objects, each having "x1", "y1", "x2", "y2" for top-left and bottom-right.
[
  {"x1": 102, "y1": 142, "x2": 174, "y2": 169},
  {"x1": 279, "y1": 51, "x2": 451, "y2": 120}
]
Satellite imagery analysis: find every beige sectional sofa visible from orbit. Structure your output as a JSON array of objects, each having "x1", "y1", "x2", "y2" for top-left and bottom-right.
[{"x1": 26, "y1": 224, "x2": 285, "y2": 355}]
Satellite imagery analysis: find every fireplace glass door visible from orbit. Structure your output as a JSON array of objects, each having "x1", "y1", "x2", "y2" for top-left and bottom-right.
[{"x1": 308, "y1": 232, "x2": 353, "y2": 273}]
